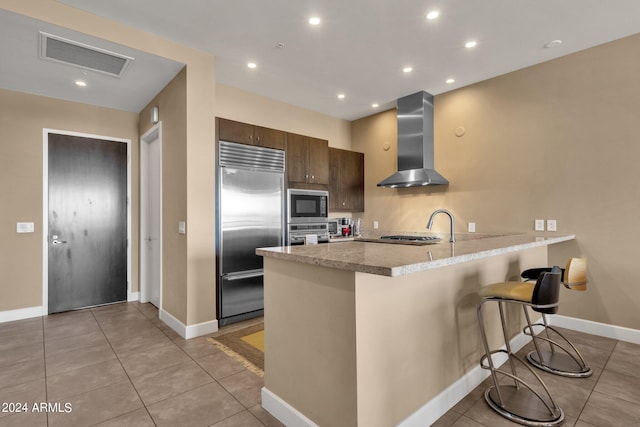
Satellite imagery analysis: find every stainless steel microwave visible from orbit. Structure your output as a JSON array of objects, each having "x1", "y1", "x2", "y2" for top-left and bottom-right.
[{"x1": 287, "y1": 189, "x2": 328, "y2": 224}]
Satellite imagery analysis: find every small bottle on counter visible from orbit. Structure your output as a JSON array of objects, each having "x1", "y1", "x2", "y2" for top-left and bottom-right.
[{"x1": 353, "y1": 218, "x2": 362, "y2": 237}]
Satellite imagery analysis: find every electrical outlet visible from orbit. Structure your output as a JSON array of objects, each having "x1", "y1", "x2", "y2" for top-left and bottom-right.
[
  {"x1": 547, "y1": 219, "x2": 557, "y2": 232},
  {"x1": 373, "y1": 221, "x2": 379, "y2": 230},
  {"x1": 468, "y1": 222, "x2": 476, "y2": 233},
  {"x1": 534, "y1": 219, "x2": 545, "y2": 231}
]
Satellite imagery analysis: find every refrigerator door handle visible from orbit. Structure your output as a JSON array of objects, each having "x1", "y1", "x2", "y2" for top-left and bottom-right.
[{"x1": 223, "y1": 269, "x2": 264, "y2": 281}]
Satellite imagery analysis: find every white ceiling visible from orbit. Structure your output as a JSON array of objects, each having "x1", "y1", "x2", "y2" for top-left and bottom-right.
[
  {"x1": 4, "y1": 1, "x2": 640, "y2": 119},
  {"x1": 0, "y1": 9, "x2": 184, "y2": 113}
]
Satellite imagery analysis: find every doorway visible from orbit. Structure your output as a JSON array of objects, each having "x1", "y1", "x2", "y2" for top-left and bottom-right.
[
  {"x1": 44, "y1": 130, "x2": 131, "y2": 314},
  {"x1": 140, "y1": 124, "x2": 162, "y2": 308}
]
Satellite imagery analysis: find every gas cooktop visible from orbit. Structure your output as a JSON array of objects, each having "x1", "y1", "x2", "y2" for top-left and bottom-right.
[
  {"x1": 354, "y1": 235, "x2": 442, "y2": 245},
  {"x1": 380, "y1": 235, "x2": 441, "y2": 242}
]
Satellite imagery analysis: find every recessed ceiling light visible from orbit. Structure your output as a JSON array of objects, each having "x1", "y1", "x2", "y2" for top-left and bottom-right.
[
  {"x1": 403, "y1": 67, "x2": 413, "y2": 73},
  {"x1": 337, "y1": 93, "x2": 345, "y2": 99},
  {"x1": 465, "y1": 40, "x2": 477, "y2": 49},
  {"x1": 372, "y1": 103, "x2": 379, "y2": 108},
  {"x1": 446, "y1": 78, "x2": 455, "y2": 84},
  {"x1": 75, "y1": 80, "x2": 87, "y2": 87},
  {"x1": 247, "y1": 62, "x2": 257, "y2": 69},
  {"x1": 309, "y1": 17, "x2": 321, "y2": 25},
  {"x1": 544, "y1": 39, "x2": 563, "y2": 48},
  {"x1": 426, "y1": 10, "x2": 439, "y2": 20}
]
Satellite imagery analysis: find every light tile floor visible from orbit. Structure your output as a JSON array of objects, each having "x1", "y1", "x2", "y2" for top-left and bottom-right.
[
  {"x1": 432, "y1": 326, "x2": 640, "y2": 426},
  {"x1": 0, "y1": 302, "x2": 282, "y2": 427},
  {"x1": 2, "y1": 302, "x2": 639, "y2": 426}
]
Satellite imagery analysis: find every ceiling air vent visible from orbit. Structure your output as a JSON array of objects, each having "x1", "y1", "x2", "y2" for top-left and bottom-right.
[{"x1": 39, "y1": 32, "x2": 133, "y2": 78}]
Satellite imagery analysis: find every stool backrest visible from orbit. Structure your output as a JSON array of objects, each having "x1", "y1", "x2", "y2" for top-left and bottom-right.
[
  {"x1": 531, "y1": 266, "x2": 562, "y2": 314},
  {"x1": 564, "y1": 258, "x2": 587, "y2": 291}
]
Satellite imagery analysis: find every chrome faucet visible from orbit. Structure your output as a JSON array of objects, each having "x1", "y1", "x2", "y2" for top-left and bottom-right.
[{"x1": 426, "y1": 209, "x2": 456, "y2": 243}]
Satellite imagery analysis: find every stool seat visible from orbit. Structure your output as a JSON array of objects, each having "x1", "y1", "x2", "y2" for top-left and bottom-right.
[{"x1": 478, "y1": 282, "x2": 534, "y2": 303}]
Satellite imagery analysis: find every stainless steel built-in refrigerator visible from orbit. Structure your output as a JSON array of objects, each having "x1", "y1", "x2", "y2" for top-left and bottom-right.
[{"x1": 217, "y1": 141, "x2": 285, "y2": 326}]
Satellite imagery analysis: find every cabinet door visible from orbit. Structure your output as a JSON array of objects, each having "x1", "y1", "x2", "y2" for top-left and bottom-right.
[
  {"x1": 307, "y1": 137, "x2": 329, "y2": 184},
  {"x1": 328, "y1": 148, "x2": 341, "y2": 210},
  {"x1": 255, "y1": 126, "x2": 285, "y2": 150},
  {"x1": 217, "y1": 118, "x2": 254, "y2": 145},
  {"x1": 344, "y1": 151, "x2": 364, "y2": 211},
  {"x1": 329, "y1": 148, "x2": 364, "y2": 212},
  {"x1": 286, "y1": 133, "x2": 308, "y2": 183}
]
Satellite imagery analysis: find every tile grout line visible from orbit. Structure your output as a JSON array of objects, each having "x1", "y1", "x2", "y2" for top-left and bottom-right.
[
  {"x1": 95, "y1": 303, "x2": 254, "y2": 426},
  {"x1": 88, "y1": 304, "x2": 159, "y2": 427},
  {"x1": 571, "y1": 338, "x2": 618, "y2": 425},
  {"x1": 183, "y1": 340, "x2": 265, "y2": 426}
]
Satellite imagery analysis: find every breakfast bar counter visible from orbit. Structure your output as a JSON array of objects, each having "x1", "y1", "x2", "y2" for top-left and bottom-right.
[
  {"x1": 257, "y1": 233, "x2": 575, "y2": 427},
  {"x1": 257, "y1": 233, "x2": 575, "y2": 277}
]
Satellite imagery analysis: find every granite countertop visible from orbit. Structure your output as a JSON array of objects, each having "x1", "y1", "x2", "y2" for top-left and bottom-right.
[{"x1": 257, "y1": 233, "x2": 575, "y2": 277}]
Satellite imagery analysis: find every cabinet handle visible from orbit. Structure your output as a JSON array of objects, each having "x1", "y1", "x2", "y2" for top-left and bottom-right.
[
  {"x1": 305, "y1": 174, "x2": 309, "y2": 179},
  {"x1": 311, "y1": 175, "x2": 315, "y2": 179},
  {"x1": 342, "y1": 202, "x2": 346, "y2": 206},
  {"x1": 256, "y1": 136, "x2": 261, "y2": 142}
]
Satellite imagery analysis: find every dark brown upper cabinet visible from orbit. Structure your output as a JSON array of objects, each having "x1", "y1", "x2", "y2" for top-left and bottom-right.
[
  {"x1": 217, "y1": 117, "x2": 285, "y2": 150},
  {"x1": 286, "y1": 132, "x2": 329, "y2": 185},
  {"x1": 329, "y1": 147, "x2": 364, "y2": 212}
]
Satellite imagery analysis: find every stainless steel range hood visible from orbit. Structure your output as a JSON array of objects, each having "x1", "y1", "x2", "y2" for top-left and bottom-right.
[{"x1": 377, "y1": 91, "x2": 449, "y2": 187}]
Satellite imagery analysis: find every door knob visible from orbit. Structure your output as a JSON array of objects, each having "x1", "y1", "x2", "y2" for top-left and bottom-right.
[{"x1": 51, "y1": 235, "x2": 67, "y2": 245}]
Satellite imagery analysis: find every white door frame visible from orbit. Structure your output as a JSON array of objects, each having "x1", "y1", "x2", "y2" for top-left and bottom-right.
[
  {"x1": 42, "y1": 128, "x2": 133, "y2": 315},
  {"x1": 140, "y1": 123, "x2": 163, "y2": 308}
]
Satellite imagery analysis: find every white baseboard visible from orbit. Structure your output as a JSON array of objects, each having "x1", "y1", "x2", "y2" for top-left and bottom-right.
[
  {"x1": 550, "y1": 314, "x2": 640, "y2": 345},
  {"x1": 185, "y1": 318, "x2": 218, "y2": 339},
  {"x1": 159, "y1": 309, "x2": 218, "y2": 339},
  {"x1": 398, "y1": 328, "x2": 532, "y2": 427},
  {"x1": 0, "y1": 306, "x2": 44, "y2": 323},
  {"x1": 127, "y1": 291, "x2": 140, "y2": 302},
  {"x1": 262, "y1": 387, "x2": 319, "y2": 427}
]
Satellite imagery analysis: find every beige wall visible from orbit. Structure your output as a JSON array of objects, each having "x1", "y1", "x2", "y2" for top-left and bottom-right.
[
  {"x1": 352, "y1": 33, "x2": 640, "y2": 330},
  {"x1": 139, "y1": 69, "x2": 188, "y2": 322},
  {"x1": 215, "y1": 84, "x2": 351, "y2": 150},
  {"x1": 0, "y1": 89, "x2": 138, "y2": 311},
  {"x1": 1, "y1": 0, "x2": 215, "y2": 326}
]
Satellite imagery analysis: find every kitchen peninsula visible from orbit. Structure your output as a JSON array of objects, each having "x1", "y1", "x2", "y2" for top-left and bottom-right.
[{"x1": 257, "y1": 233, "x2": 575, "y2": 427}]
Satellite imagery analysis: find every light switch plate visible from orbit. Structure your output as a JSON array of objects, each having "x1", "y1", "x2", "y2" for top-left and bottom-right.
[
  {"x1": 373, "y1": 221, "x2": 379, "y2": 230},
  {"x1": 468, "y1": 222, "x2": 476, "y2": 233},
  {"x1": 547, "y1": 219, "x2": 557, "y2": 232},
  {"x1": 534, "y1": 219, "x2": 545, "y2": 231},
  {"x1": 178, "y1": 221, "x2": 186, "y2": 235},
  {"x1": 16, "y1": 222, "x2": 34, "y2": 233}
]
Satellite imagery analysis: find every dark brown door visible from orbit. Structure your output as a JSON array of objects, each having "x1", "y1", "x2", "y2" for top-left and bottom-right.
[{"x1": 48, "y1": 133, "x2": 127, "y2": 313}]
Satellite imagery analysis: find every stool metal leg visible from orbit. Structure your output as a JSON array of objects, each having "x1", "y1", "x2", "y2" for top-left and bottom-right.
[
  {"x1": 523, "y1": 313, "x2": 592, "y2": 378},
  {"x1": 499, "y1": 301, "x2": 520, "y2": 388},
  {"x1": 478, "y1": 299, "x2": 564, "y2": 426}
]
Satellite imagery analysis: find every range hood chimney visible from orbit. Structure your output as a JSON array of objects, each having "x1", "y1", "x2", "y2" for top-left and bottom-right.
[{"x1": 377, "y1": 91, "x2": 448, "y2": 188}]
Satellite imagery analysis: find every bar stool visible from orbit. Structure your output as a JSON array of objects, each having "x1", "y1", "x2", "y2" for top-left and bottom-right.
[
  {"x1": 477, "y1": 268, "x2": 564, "y2": 426},
  {"x1": 520, "y1": 258, "x2": 592, "y2": 378}
]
